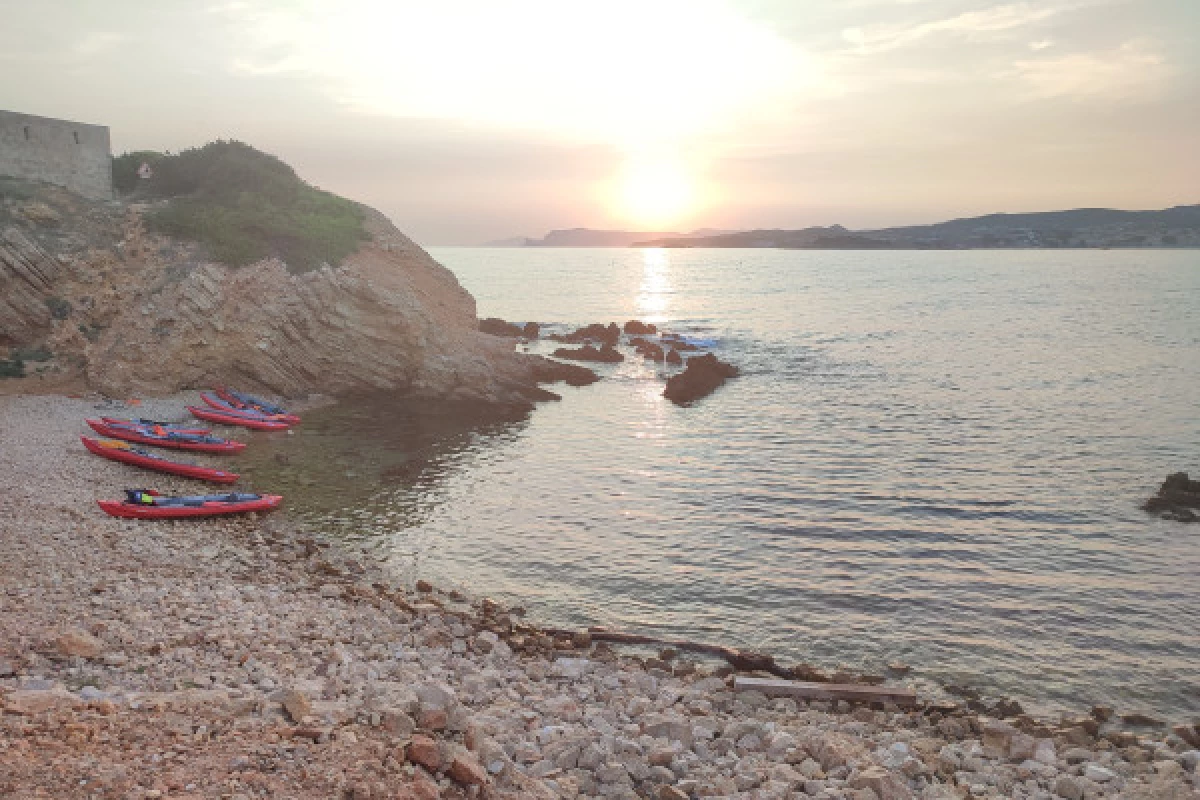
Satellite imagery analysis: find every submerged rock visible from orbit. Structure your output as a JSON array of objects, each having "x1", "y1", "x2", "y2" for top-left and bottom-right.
[{"x1": 663, "y1": 353, "x2": 739, "y2": 405}]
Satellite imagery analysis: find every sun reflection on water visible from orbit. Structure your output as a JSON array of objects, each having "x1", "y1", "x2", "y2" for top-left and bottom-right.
[{"x1": 636, "y1": 247, "x2": 672, "y2": 324}]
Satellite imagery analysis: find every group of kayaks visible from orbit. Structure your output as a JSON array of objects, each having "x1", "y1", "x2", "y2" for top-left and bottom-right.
[{"x1": 86, "y1": 387, "x2": 297, "y2": 520}]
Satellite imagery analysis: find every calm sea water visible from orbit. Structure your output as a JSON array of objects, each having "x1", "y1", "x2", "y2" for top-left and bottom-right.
[{"x1": 237, "y1": 247, "x2": 1200, "y2": 718}]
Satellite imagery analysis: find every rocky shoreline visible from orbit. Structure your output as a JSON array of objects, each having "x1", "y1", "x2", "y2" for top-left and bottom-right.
[{"x1": 2, "y1": 394, "x2": 1198, "y2": 799}]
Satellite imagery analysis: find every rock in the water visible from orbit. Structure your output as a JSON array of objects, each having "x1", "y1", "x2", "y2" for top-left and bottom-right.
[
  {"x1": 551, "y1": 322, "x2": 621, "y2": 346},
  {"x1": 1141, "y1": 472, "x2": 1200, "y2": 520},
  {"x1": 663, "y1": 353, "x2": 739, "y2": 405},
  {"x1": 552, "y1": 344, "x2": 623, "y2": 363},
  {"x1": 479, "y1": 317, "x2": 525, "y2": 337},
  {"x1": 665, "y1": 349, "x2": 683, "y2": 365},
  {"x1": 624, "y1": 319, "x2": 657, "y2": 335},
  {"x1": 530, "y1": 357, "x2": 600, "y2": 386},
  {"x1": 630, "y1": 337, "x2": 666, "y2": 361},
  {"x1": 523, "y1": 321, "x2": 540, "y2": 338}
]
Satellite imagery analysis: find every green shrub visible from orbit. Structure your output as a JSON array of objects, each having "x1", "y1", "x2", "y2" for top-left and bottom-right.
[
  {"x1": 11, "y1": 346, "x2": 51, "y2": 362},
  {"x1": 112, "y1": 150, "x2": 164, "y2": 195},
  {"x1": 134, "y1": 141, "x2": 367, "y2": 273},
  {"x1": 0, "y1": 358, "x2": 24, "y2": 379}
]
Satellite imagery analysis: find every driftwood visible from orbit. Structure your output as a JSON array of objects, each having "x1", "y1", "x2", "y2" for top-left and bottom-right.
[
  {"x1": 541, "y1": 626, "x2": 792, "y2": 678},
  {"x1": 734, "y1": 676, "x2": 918, "y2": 707}
]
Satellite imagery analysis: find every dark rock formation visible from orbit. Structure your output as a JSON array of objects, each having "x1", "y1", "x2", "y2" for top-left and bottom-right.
[
  {"x1": 661, "y1": 334, "x2": 700, "y2": 351},
  {"x1": 479, "y1": 317, "x2": 524, "y2": 337},
  {"x1": 663, "y1": 353, "x2": 739, "y2": 405},
  {"x1": 522, "y1": 321, "x2": 540, "y2": 339},
  {"x1": 530, "y1": 358, "x2": 600, "y2": 386},
  {"x1": 623, "y1": 319, "x2": 657, "y2": 335},
  {"x1": 665, "y1": 349, "x2": 683, "y2": 365},
  {"x1": 1141, "y1": 472, "x2": 1200, "y2": 522},
  {"x1": 629, "y1": 337, "x2": 665, "y2": 361},
  {"x1": 551, "y1": 344, "x2": 624, "y2": 363},
  {"x1": 550, "y1": 322, "x2": 620, "y2": 346}
]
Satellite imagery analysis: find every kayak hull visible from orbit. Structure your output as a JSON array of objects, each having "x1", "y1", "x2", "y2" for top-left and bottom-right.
[
  {"x1": 82, "y1": 436, "x2": 239, "y2": 484},
  {"x1": 212, "y1": 387, "x2": 301, "y2": 424},
  {"x1": 85, "y1": 419, "x2": 245, "y2": 453},
  {"x1": 188, "y1": 406, "x2": 291, "y2": 431},
  {"x1": 101, "y1": 417, "x2": 211, "y2": 435},
  {"x1": 98, "y1": 494, "x2": 282, "y2": 519}
]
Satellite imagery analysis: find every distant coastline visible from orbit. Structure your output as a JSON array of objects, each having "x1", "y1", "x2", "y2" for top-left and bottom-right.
[{"x1": 487, "y1": 204, "x2": 1200, "y2": 249}]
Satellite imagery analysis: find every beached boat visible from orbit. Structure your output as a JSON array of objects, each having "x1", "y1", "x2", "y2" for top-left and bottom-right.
[
  {"x1": 188, "y1": 405, "x2": 291, "y2": 431},
  {"x1": 82, "y1": 436, "x2": 239, "y2": 483},
  {"x1": 213, "y1": 386, "x2": 301, "y2": 424},
  {"x1": 85, "y1": 419, "x2": 245, "y2": 453},
  {"x1": 98, "y1": 489, "x2": 281, "y2": 519},
  {"x1": 100, "y1": 417, "x2": 211, "y2": 435}
]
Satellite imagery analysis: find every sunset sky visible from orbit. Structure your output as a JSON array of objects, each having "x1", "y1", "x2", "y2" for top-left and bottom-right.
[{"x1": 3, "y1": 0, "x2": 1198, "y2": 243}]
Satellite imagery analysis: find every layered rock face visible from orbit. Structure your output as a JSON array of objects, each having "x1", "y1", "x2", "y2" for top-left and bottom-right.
[
  {"x1": 0, "y1": 225, "x2": 71, "y2": 346},
  {"x1": 0, "y1": 183, "x2": 554, "y2": 404},
  {"x1": 86, "y1": 210, "x2": 537, "y2": 404}
]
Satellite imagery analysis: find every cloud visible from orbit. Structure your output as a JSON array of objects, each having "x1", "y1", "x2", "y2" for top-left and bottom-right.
[
  {"x1": 842, "y1": 2, "x2": 1071, "y2": 55},
  {"x1": 1008, "y1": 38, "x2": 1173, "y2": 99},
  {"x1": 73, "y1": 32, "x2": 128, "y2": 57}
]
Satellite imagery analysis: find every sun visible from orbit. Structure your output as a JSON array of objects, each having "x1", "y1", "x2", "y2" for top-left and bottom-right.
[{"x1": 617, "y1": 157, "x2": 694, "y2": 230}]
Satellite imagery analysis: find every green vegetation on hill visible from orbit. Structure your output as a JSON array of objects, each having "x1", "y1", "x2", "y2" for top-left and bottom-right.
[{"x1": 113, "y1": 141, "x2": 367, "y2": 272}]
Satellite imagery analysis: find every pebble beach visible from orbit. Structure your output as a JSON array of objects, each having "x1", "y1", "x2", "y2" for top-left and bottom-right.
[{"x1": 2, "y1": 394, "x2": 1198, "y2": 800}]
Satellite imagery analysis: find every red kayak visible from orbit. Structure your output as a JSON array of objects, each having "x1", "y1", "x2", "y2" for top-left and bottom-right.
[
  {"x1": 199, "y1": 393, "x2": 298, "y2": 424},
  {"x1": 86, "y1": 419, "x2": 245, "y2": 453},
  {"x1": 101, "y1": 417, "x2": 211, "y2": 435},
  {"x1": 188, "y1": 406, "x2": 291, "y2": 431},
  {"x1": 212, "y1": 387, "x2": 301, "y2": 424},
  {"x1": 98, "y1": 489, "x2": 281, "y2": 519},
  {"x1": 82, "y1": 436, "x2": 239, "y2": 484}
]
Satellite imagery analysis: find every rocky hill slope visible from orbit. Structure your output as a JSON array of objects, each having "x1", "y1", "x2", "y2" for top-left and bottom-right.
[{"x1": 0, "y1": 179, "x2": 559, "y2": 405}]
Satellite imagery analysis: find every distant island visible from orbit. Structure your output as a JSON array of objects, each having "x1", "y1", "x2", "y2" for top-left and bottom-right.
[
  {"x1": 493, "y1": 206, "x2": 1200, "y2": 249},
  {"x1": 484, "y1": 227, "x2": 735, "y2": 247}
]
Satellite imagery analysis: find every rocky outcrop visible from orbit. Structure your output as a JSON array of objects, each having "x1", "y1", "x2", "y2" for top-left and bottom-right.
[
  {"x1": 0, "y1": 226, "x2": 72, "y2": 346},
  {"x1": 551, "y1": 343, "x2": 624, "y2": 363},
  {"x1": 663, "y1": 353, "x2": 739, "y2": 405},
  {"x1": 0, "y1": 181, "x2": 565, "y2": 405},
  {"x1": 550, "y1": 322, "x2": 621, "y2": 346}
]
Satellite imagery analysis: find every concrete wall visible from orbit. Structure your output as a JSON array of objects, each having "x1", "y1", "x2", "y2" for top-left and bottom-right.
[{"x1": 0, "y1": 110, "x2": 112, "y2": 200}]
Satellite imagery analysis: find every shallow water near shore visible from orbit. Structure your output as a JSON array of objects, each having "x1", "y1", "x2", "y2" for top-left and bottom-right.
[{"x1": 237, "y1": 247, "x2": 1200, "y2": 720}]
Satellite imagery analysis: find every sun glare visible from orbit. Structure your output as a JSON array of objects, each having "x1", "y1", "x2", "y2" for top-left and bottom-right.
[{"x1": 618, "y1": 158, "x2": 694, "y2": 229}]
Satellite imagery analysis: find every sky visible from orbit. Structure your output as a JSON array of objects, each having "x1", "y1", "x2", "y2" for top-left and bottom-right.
[{"x1": 2, "y1": 0, "x2": 1198, "y2": 244}]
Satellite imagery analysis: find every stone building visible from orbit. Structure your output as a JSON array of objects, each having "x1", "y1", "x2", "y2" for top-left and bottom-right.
[{"x1": 0, "y1": 110, "x2": 112, "y2": 200}]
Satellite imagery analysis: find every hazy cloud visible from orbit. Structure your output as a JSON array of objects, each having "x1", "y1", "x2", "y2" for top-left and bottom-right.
[{"x1": 1009, "y1": 38, "x2": 1173, "y2": 99}]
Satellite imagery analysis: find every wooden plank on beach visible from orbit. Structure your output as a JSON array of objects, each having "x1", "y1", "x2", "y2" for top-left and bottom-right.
[{"x1": 734, "y1": 676, "x2": 918, "y2": 707}]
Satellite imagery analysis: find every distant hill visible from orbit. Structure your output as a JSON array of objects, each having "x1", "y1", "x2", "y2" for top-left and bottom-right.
[
  {"x1": 634, "y1": 206, "x2": 1200, "y2": 249},
  {"x1": 488, "y1": 227, "x2": 737, "y2": 247}
]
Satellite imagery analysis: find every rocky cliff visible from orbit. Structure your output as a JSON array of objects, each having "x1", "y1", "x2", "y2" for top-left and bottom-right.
[{"x1": 0, "y1": 181, "x2": 557, "y2": 405}]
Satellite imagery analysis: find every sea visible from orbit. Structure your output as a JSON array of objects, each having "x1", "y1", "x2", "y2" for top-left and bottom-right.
[{"x1": 235, "y1": 247, "x2": 1200, "y2": 720}]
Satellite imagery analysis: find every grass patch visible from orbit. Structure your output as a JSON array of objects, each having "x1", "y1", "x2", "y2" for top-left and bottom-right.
[{"x1": 116, "y1": 141, "x2": 368, "y2": 273}]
